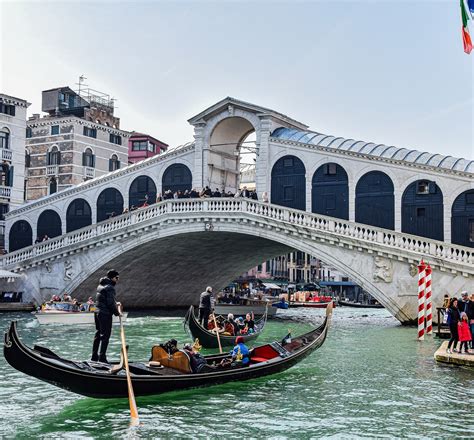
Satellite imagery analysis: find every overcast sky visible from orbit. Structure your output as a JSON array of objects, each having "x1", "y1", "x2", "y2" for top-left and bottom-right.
[{"x1": 1, "y1": 0, "x2": 473, "y2": 160}]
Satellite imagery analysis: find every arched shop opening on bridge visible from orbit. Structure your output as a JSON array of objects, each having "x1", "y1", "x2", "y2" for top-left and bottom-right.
[
  {"x1": 66, "y1": 199, "x2": 92, "y2": 233},
  {"x1": 162, "y1": 164, "x2": 192, "y2": 194},
  {"x1": 129, "y1": 176, "x2": 156, "y2": 208},
  {"x1": 9, "y1": 220, "x2": 32, "y2": 251},
  {"x1": 271, "y1": 155, "x2": 306, "y2": 210},
  {"x1": 97, "y1": 188, "x2": 124, "y2": 222},
  {"x1": 355, "y1": 171, "x2": 394, "y2": 230},
  {"x1": 37, "y1": 209, "x2": 62, "y2": 240},
  {"x1": 451, "y1": 189, "x2": 474, "y2": 247},
  {"x1": 312, "y1": 163, "x2": 349, "y2": 220},
  {"x1": 402, "y1": 180, "x2": 444, "y2": 241}
]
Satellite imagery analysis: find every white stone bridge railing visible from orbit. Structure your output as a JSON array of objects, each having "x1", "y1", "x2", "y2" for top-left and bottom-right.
[{"x1": 2, "y1": 199, "x2": 473, "y2": 275}]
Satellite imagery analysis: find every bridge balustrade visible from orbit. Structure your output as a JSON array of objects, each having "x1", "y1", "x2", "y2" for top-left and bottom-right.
[{"x1": 1, "y1": 199, "x2": 472, "y2": 269}]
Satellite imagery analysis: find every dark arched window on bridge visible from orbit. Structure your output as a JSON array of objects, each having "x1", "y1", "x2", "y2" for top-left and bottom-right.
[
  {"x1": 97, "y1": 188, "x2": 124, "y2": 222},
  {"x1": 271, "y1": 155, "x2": 306, "y2": 210},
  {"x1": 66, "y1": 199, "x2": 92, "y2": 233},
  {"x1": 9, "y1": 220, "x2": 32, "y2": 252},
  {"x1": 37, "y1": 209, "x2": 62, "y2": 240},
  {"x1": 162, "y1": 164, "x2": 192, "y2": 193},
  {"x1": 355, "y1": 171, "x2": 394, "y2": 230},
  {"x1": 129, "y1": 176, "x2": 157, "y2": 209},
  {"x1": 402, "y1": 180, "x2": 443, "y2": 241},
  {"x1": 312, "y1": 163, "x2": 348, "y2": 220},
  {"x1": 451, "y1": 189, "x2": 474, "y2": 247}
]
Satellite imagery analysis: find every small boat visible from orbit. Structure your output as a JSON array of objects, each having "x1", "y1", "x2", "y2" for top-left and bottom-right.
[
  {"x1": 3, "y1": 306, "x2": 332, "y2": 399},
  {"x1": 32, "y1": 302, "x2": 128, "y2": 325},
  {"x1": 338, "y1": 300, "x2": 384, "y2": 309},
  {"x1": 288, "y1": 300, "x2": 335, "y2": 309},
  {"x1": 184, "y1": 306, "x2": 267, "y2": 348},
  {"x1": 272, "y1": 300, "x2": 289, "y2": 309},
  {"x1": 214, "y1": 299, "x2": 277, "y2": 317}
]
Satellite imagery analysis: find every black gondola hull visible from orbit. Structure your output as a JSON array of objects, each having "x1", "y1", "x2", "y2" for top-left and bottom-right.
[{"x1": 4, "y1": 315, "x2": 329, "y2": 399}]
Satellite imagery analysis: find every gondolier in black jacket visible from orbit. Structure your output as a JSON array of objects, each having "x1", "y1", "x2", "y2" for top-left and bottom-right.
[
  {"x1": 199, "y1": 286, "x2": 213, "y2": 330},
  {"x1": 91, "y1": 270, "x2": 121, "y2": 363}
]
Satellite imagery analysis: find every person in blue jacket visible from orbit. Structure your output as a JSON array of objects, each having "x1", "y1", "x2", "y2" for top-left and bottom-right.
[{"x1": 231, "y1": 335, "x2": 250, "y2": 366}]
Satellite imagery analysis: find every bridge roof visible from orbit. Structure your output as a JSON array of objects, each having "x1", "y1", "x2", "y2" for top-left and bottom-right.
[{"x1": 271, "y1": 127, "x2": 474, "y2": 174}]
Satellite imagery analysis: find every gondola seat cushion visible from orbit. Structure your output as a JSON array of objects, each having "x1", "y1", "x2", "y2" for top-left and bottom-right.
[{"x1": 250, "y1": 345, "x2": 279, "y2": 363}]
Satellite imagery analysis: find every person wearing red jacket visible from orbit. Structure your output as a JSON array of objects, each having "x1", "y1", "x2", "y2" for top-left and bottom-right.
[{"x1": 458, "y1": 312, "x2": 472, "y2": 354}]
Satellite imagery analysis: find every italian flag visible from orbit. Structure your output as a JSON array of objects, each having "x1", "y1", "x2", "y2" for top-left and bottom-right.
[{"x1": 461, "y1": 0, "x2": 473, "y2": 54}]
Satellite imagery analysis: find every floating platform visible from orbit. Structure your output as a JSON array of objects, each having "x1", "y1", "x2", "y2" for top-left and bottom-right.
[
  {"x1": 0, "y1": 303, "x2": 35, "y2": 312},
  {"x1": 434, "y1": 341, "x2": 474, "y2": 367}
]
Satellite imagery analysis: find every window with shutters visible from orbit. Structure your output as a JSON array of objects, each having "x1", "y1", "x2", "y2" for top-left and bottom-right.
[
  {"x1": 0, "y1": 104, "x2": 15, "y2": 116},
  {"x1": 109, "y1": 134, "x2": 122, "y2": 145},
  {"x1": 83, "y1": 126, "x2": 97, "y2": 138},
  {"x1": 51, "y1": 125, "x2": 59, "y2": 135},
  {"x1": 26, "y1": 127, "x2": 32, "y2": 138},
  {"x1": 109, "y1": 154, "x2": 120, "y2": 171},
  {"x1": 48, "y1": 146, "x2": 61, "y2": 165},
  {"x1": 49, "y1": 177, "x2": 57, "y2": 195},
  {"x1": 25, "y1": 151, "x2": 31, "y2": 168},
  {"x1": 0, "y1": 129, "x2": 9, "y2": 149},
  {"x1": 83, "y1": 148, "x2": 95, "y2": 167}
]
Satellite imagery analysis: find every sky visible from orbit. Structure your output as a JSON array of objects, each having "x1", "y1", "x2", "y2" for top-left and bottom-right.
[{"x1": 1, "y1": 0, "x2": 473, "y2": 160}]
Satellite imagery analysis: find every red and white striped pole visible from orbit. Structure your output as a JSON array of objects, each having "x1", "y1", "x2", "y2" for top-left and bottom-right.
[
  {"x1": 417, "y1": 260, "x2": 427, "y2": 340},
  {"x1": 425, "y1": 264, "x2": 433, "y2": 335}
]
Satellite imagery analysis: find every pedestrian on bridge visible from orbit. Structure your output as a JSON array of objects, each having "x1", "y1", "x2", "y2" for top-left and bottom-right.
[
  {"x1": 91, "y1": 269, "x2": 122, "y2": 363},
  {"x1": 199, "y1": 286, "x2": 213, "y2": 330}
]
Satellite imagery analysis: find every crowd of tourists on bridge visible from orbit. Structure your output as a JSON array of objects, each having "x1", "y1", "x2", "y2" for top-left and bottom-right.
[{"x1": 444, "y1": 291, "x2": 474, "y2": 354}]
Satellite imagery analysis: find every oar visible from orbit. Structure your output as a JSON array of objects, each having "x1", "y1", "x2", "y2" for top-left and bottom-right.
[
  {"x1": 213, "y1": 313, "x2": 223, "y2": 354},
  {"x1": 118, "y1": 305, "x2": 140, "y2": 427}
]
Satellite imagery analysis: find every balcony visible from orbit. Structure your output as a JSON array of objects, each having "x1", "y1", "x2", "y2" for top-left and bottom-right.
[
  {"x1": 46, "y1": 165, "x2": 59, "y2": 176},
  {"x1": 0, "y1": 149, "x2": 12, "y2": 161},
  {"x1": 0, "y1": 186, "x2": 11, "y2": 199},
  {"x1": 83, "y1": 166, "x2": 95, "y2": 179}
]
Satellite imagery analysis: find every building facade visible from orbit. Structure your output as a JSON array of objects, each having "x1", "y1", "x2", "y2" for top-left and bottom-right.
[
  {"x1": 0, "y1": 93, "x2": 29, "y2": 249},
  {"x1": 128, "y1": 132, "x2": 168, "y2": 164},
  {"x1": 25, "y1": 87, "x2": 130, "y2": 201}
]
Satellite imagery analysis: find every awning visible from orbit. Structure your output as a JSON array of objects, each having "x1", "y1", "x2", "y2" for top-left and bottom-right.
[
  {"x1": 319, "y1": 281, "x2": 358, "y2": 287},
  {"x1": 0, "y1": 270, "x2": 21, "y2": 282},
  {"x1": 262, "y1": 282, "x2": 282, "y2": 290}
]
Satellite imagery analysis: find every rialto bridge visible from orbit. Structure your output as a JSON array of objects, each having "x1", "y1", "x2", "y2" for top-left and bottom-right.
[{"x1": 2, "y1": 98, "x2": 473, "y2": 323}]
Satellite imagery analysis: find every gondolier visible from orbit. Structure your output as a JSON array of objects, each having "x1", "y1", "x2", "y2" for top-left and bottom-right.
[
  {"x1": 91, "y1": 269, "x2": 121, "y2": 363},
  {"x1": 198, "y1": 286, "x2": 213, "y2": 330}
]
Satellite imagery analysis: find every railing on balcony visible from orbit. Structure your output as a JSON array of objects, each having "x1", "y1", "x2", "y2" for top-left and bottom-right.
[
  {"x1": 83, "y1": 167, "x2": 95, "y2": 179},
  {"x1": 46, "y1": 165, "x2": 59, "y2": 176},
  {"x1": 0, "y1": 149, "x2": 12, "y2": 161},
  {"x1": 0, "y1": 186, "x2": 11, "y2": 199}
]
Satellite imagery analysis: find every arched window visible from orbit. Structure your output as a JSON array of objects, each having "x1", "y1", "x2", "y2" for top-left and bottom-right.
[
  {"x1": 37, "y1": 210, "x2": 62, "y2": 240},
  {"x1": 25, "y1": 150, "x2": 31, "y2": 168},
  {"x1": 47, "y1": 146, "x2": 61, "y2": 165},
  {"x1": 82, "y1": 148, "x2": 95, "y2": 168},
  {"x1": 66, "y1": 199, "x2": 92, "y2": 232},
  {"x1": 451, "y1": 189, "x2": 474, "y2": 247},
  {"x1": 9, "y1": 220, "x2": 32, "y2": 251},
  {"x1": 402, "y1": 180, "x2": 443, "y2": 241},
  {"x1": 129, "y1": 176, "x2": 156, "y2": 208},
  {"x1": 0, "y1": 128, "x2": 10, "y2": 149},
  {"x1": 312, "y1": 163, "x2": 348, "y2": 220},
  {"x1": 271, "y1": 155, "x2": 306, "y2": 210},
  {"x1": 49, "y1": 177, "x2": 57, "y2": 195},
  {"x1": 97, "y1": 188, "x2": 124, "y2": 222},
  {"x1": 355, "y1": 171, "x2": 394, "y2": 229},
  {"x1": 109, "y1": 154, "x2": 120, "y2": 171},
  {"x1": 0, "y1": 163, "x2": 9, "y2": 186},
  {"x1": 162, "y1": 164, "x2": 192, "y2": 193}
]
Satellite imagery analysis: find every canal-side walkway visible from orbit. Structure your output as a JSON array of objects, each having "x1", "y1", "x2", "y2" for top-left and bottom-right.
[{"x1": 434, "y1": 341, "x2": 474, "y2": 367}]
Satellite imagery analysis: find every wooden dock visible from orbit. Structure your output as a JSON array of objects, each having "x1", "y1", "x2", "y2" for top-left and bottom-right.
[
  {"x1": 0, "y1": 303, "x2": 35, "y2": 312},
  {"x1": 434, "y1": 341, "x2": 474, "y2": 367}
]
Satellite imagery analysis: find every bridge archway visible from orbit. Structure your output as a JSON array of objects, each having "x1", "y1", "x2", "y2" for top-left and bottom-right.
[
  {"x1": 451, "y1": 189, "x2": 474, "y2": 247},
  {"x1": 37, "y1": 210, "x2": 62, "y2": 240},
  {"x1": 271, "y1": 155, "x2": 306, "y2": 210},
  {"x1": 9, "y1": 220, "x2": 32, "y2": 251},
  {"x1": 356, "y1": 171, "x2": 394, "y2": 229},
  {"x1": 402, "y1": 180, "x2": 444, "y2": 241},
  {"x1": 162, "y1": 164, "x2": 192, "y2": 194},
  {"x1": 312, "y1": 163, "x2": 348, "y2": 219},
  {"x1": 66, "y1": 199, "x2": 92, "y2": 233},
  {"x1": 129, "y1": 176, "x2": 157, "y2": 208},
  {"x1": 97, "y1": 188, "x2": 124, "y2": 222},
  {"x1": 208, "y1": 116, "x2": 256, "y2": 193}
]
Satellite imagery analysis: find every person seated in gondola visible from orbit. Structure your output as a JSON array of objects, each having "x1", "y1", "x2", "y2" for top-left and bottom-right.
[
  {"x1": 224, "y1": 313, "x2": 237, "y2": 335},
  {"x1": 229, "y1": 336, "x2": 250, "y2": 367},
  {"x1": 160, "y1": 339, "x2": 179, "y2": 356},
  {"x1": 62, "y1": 292, "x2": 72, "y2": 302},
  {"x1": 235, "y1": 316, "x2": 246, "y2": 333},
  {"x1": 244, "y1": 312, "x2": 255, "y2": 334},
  {"x1": 182, "y1": 343, "x2": 217, "y2": 373}
]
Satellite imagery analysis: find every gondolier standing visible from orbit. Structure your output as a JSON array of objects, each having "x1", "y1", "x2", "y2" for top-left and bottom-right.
[
  {"x1": 199, "y1": 286, "x2": 213, "y2": 330},
  {"x1": 91, "y1": 269, "x2": 121, "y2": 363}
]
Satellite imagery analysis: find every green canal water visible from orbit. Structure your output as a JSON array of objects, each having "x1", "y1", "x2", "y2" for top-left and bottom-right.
[{"x1": 0, "y1": 308, "x2": 472, "y2": 439}]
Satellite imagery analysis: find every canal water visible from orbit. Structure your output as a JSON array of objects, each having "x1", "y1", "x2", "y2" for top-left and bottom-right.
[{"x1": 0, "y1": 307, "x2": 472, "y2": 439}]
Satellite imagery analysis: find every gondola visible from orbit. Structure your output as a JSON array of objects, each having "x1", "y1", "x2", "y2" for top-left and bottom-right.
[
  {"x1": 3, "y1": 306, "x2": 332, "y2": 399},
  {"x1": 338, "y1": 300, "x2": 384, "y2": 309},
  {"x1": 184, "y1": 306, "x2": 267, "y2": 348}
]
